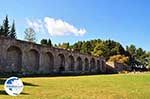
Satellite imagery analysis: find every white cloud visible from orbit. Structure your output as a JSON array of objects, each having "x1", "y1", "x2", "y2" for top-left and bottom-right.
[
  {"x1": 26, "y1": 17, "x2": 86, "y2": 36},
  {"x1": 26, "y1": 19, "x2": 44, "y2": 33}
]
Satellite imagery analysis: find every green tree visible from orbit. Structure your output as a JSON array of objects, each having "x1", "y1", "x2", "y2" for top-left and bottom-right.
[
  {"x1": 58, "y1": 42, "x2": 70, "y2": 49},
  {"x1": 9, "y1": 21, "x2": 16, "y2": 38},
  {"x1": 0, "y1": 26, "x2": 4, "y2": 36},
  {"x1": 92, "y1": 42, "x2": 109, "y2": 58},
  {"x1": 126, "y1": 45, "x2": 137, "y2": 66},
  {"x1": 136, "y1": 48, "x2": 145, "y2": 58},
  {"x1": 126, "y1": 45, "x2": 149, "y2": 68},
  {"x1": 3, "y1": 15, "x2": 10, "y2": 36},
  {"x1": 80, "y1": 41, "x2": 92, "y2": 54},
  {"x1": 40, "y1": 39, "x2": 47, "y2": 45},
  {"x1": 54, "y1": 44, "x2": 57, "y2": 47},
  {"x1": 135, "y1": 48, "x2": 147, "y2": 66},
  {"x1": 47, "y1": 39, "x2": 52, "y2": 47},
  {"x1": 145, "y1": 52, "x2": 150, "y2": 68},
  {"x1": 126, "y1": 45, "x2": 136, "y2": 56},
  {"x1": 73, "y1": 41, "x2": 83, "y2": 52}
]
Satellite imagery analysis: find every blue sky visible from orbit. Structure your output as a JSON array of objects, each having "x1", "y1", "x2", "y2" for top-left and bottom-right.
[{"x1": 0, "y1": 0, "x2": 150, "y2": 50}]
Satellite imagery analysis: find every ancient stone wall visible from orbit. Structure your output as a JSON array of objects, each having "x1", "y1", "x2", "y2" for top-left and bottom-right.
[
  {"x1": 106, "y1": 62, "x2": 128, "y2": 73},
  {"x1": 0, "y1": 37, "x2": 106, "y2": 74}
]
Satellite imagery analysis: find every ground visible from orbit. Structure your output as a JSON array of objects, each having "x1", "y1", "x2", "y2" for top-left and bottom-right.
[{"x1": 0, "y1": 73, "x2": 150, "y2": 99}]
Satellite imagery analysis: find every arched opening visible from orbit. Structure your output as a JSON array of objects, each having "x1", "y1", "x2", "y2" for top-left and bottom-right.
[
  {"x1": 84, "y1": 58, "x2": 89, "y2": 71},
  {"x1": 97, "y1": 60, "x2": 100, "y2": 72},
  {"x1": 76, "y1": 57, "x2": 82, "y2": 71},
  {"x1": 68, "y1": 55, "x2": 75, "y2": 71},
  {"x1": 58, "y1": 54, "x2": 65, "y2": 72},
  {"x1": 27, "y1": 49, "x2": 39, "y2": 71},
  {"x1": 43, "y1": 52, "x2": 54, "y2": 72},
  {"x1": 7, "y1": 46, "x2": 22, "y2": 72},
  {"x1": 90, "y1": 58, "x2": 96, "y2": 71}
]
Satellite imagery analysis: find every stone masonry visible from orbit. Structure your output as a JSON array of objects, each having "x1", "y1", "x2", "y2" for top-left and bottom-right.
[{"x1": 0, "y1": 37, "x2": 106, "y2": 74}]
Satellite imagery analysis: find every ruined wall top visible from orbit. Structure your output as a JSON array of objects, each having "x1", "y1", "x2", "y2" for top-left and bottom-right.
[{"x1": 0, "y1": 36, "x2": 105, "y2": 60}]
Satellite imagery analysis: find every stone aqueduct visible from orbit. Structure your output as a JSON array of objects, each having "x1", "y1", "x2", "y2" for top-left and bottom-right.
[{"x1": 0, "y1": 37, "x2": 106, "y2": 74}]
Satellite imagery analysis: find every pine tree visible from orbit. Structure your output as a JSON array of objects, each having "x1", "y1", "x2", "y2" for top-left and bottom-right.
[
  {"x1": 47, "y1": 39, "x2": 52, "y2": 47},
  {"x1": 0, "y1": 26, "x2": 4, "y2": 36},
  {"x1": 10, "y1": 20, "x2": 16, "y2": 38},
  {"x1": 3, "y1": 15, "x2": 10, "y2": 36}
]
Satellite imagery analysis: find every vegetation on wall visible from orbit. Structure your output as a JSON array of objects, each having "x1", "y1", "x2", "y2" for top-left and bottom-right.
[{"x1": 40, "y1": 39, "x2": 52, "y2": 47}]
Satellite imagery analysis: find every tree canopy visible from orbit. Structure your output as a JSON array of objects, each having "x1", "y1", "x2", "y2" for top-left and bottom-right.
[
  {"x1": 57, "y1": 39, "x2": 150, "y2": 69},
  {"x1": 0, "y1": 15, "x2": 17, "y2": 38},
  {"x1": 40, "y1": 38, "x2": 52, "y2": 47}
]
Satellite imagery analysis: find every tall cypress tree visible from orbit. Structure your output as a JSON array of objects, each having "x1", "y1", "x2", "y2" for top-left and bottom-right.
[
  {"x1": 0, "y1": 26, "x2": 4, "y2": 36},
  {"x1": 3, "y1": 15, "x2": 10, "y2": 36},
  {"x1": 48, "y1": 39, "x2": 52, "y2": 47},
  {"x1": 10, "y1": 20, "x2": 16, "y2": 38}
]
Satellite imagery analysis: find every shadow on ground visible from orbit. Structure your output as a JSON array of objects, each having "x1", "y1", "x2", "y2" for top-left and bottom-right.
[
  {"x1": 0, "y1": 90, "x2": 7, "y2": 95},
  {"x1": 0, "y1": 90, "x2": 29, "y2": 95},
  {"x1": 0, "y1": 78, "x2": 5, "y2": 85},
  {"x1": 0, "y1": 78, "x2": 39, "y2": 86},
  {"x1": 23, "y1": 82, "x2": 39, "y2": 87}
]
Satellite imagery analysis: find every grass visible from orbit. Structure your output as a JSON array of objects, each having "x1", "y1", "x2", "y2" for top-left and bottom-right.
[{"x1": 0, "y1": 73, "x2": 150, "y2": 99}]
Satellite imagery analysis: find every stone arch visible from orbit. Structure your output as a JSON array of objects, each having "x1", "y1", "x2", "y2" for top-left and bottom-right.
[
  {"x1": 90, "y1": 58, "x2": 96, "y2": 71},
  {"x1": 68, "y1": 55, "x2": 75, "y2": 71},
  {"x1": 27, "y1": 49, "x2": 39, "y2": 72},
  {"x1": 84, "y1": 58, "x2": 89, "y2": 71},
  {"x1": 76, "y1": 57, "x2": 83, "y2": 71},
  {"x1": 97, "y1": 60, "x2": 100, "y2": 72},
  {"x1": 58, "y1": 54, "x2": 65, "y2": 71},
  {"x1": 7, "y1": 46, "x2": 22, "y2": 72},
  {"x1": 43, "y1": 52, "x2": 54, "y2": 72}
]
